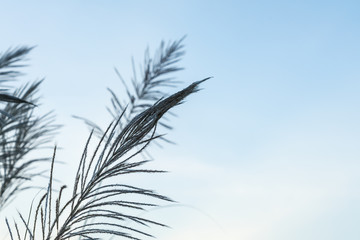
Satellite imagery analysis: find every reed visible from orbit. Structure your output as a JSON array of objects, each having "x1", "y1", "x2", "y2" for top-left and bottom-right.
[
  {"x1": 3, "y1": 38, "x2": 208, "y2": 239},
  {"x1": 6, "y1": 79, "x2": 208, "y2": 240},
  {"x1": 0, "y1": 47, "x2": 58, "y2": 211}
]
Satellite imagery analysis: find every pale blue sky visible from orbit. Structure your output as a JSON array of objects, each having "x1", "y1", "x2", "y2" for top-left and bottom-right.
[{"x1": 1, "y1": 1, "x2": 360, "y2": 239}]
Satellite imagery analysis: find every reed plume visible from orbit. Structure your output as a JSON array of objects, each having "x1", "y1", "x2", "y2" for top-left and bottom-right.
[
  {"x1": 7, "y1": 79, "x2": 208, "y2": 240},
  {"x1": 0, "y1": 47, "x2": 58, "y2": 211},
  {"x1": 74, "y1": 37, "x2": 186, "y2": 144}
]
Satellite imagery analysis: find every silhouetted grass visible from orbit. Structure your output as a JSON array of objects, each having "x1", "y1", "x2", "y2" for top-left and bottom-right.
[
  {"x1": 2, "y1": 39, "x2": 208, "y2": 239},
  {"x1": 0, "y1": 47, "x2": 59, "y2": 211},
  {"x1": 0, "y1": 46, "x2": 36, "y2": 106},
  {"x1": 74, "y1": 37, "x2": 186, "y2": 145},
  {"x1": 6, "y1": 79, "x2": 208, "y2": 240}
]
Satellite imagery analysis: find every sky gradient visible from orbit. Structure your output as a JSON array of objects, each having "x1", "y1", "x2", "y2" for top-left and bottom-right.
[{"x1": 1, "y1": 1, "x2": 360, "y2": 239}]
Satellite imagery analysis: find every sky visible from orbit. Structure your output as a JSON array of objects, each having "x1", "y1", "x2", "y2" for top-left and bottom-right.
[{"x1": 1, "y1": 0, "x2": 360, "y2": 239}]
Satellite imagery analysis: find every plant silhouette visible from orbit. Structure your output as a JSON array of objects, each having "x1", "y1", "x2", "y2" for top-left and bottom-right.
[
  {"x1": 6, "y1": 79, "x2": 207, "y2": 240},
  {"x1": 3, "y1": 39, "x2": 208, "y2": 239},
  {"x1": 74, "y1": 37, "x2": 186, "y2": 147},
  {"x1": 0, "y1": 47, "x2": 58, "y2": 211}
]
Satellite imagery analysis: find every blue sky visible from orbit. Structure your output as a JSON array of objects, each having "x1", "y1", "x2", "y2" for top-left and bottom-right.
[{"x1": 1, "y1": 1, "x2": 360, "y2": 239}]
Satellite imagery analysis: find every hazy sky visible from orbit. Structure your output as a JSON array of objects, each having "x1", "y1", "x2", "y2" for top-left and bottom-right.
[{"x1": 1, "y1": 1, "x2": 360, "y2": 239}]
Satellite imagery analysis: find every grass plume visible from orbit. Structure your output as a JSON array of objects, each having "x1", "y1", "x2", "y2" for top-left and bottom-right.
[
  {"x1": 0, "y1": 46, "x2": 36, "y2": 106},
  {"x1": 7, "y1": 79, "x2": 208, "y2": 240},
  {"x1": 0, "y1": 80, "x2": 59, "y2": 210},
  {"x1": 74, "y1": 37, "x2": 186, "y2": 143},
  {"x1": 0, "y1": 47, "x2": 59, "y2": 211}
]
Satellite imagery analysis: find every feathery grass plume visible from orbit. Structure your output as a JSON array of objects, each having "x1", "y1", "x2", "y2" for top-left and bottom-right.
[
  {"x1": 74, "y1": 37, "x2": 186, "y2": 143},
  {"x1": 0, "y1": 46, "x2": 36, "y2": 107},
  {"x1": 71, "y1": 37, "x2": 187, "y2": 235},
  {"x1": 8, "y1": 79, "x2": 208, "y2": 240},
  {"x1": 0, "y1": 79, "x2": 59, "y2": 210}
]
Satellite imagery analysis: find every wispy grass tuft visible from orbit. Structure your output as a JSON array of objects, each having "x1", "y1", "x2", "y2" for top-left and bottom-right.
[
  {"x1": 0, "y1": 46, "x2": 59, "y2": 211},
  {"x1": 0, "y1": 46, "x2": 36, "y2": 106},
  {"x1": 0, "y1": 80, "x2": 59, "y2": 210},
  {"x1": 7, "y1": 79, "x2": 207, "y2": 240},
  {"x1": 74, "y1": 37, "x2": 186, "y2": 144}
]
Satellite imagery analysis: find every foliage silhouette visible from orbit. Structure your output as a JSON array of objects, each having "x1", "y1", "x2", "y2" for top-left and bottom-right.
[
  {"x1": 74, "y1": 37, "x2": 186, "y2": 145},
  {"x1": 2, "y1": 39, "x2": 207, "y2": 240},
  {"x1": 6, "y1": 79, "x2": 208, "y2": 240},
  {"x1": 0, "y1": 47, "x2": 58, "y2": 211},
  {"x1": 0, "y1": 47, "x2": 37, "y2": 106}
]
